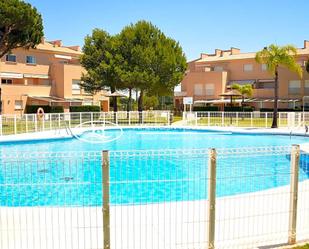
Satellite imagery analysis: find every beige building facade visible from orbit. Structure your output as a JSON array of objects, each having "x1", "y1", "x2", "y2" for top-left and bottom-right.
[
  {"x1": 0, "y1": 39, "x2": 109, "y2": 114},
  {"x1": 175, "y1": 40, "x2": 309, "y2": 111}
]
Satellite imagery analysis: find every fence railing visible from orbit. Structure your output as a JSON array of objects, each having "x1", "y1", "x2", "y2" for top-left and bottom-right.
[
  {"x1": 1, "y1": 146, "x2": 309, "y2": 248},
  {"x1": 0, "y1": 111, "x2": 171, "y2": 136},
  {"x1": 183, "y1": 111, "x2": 309, "y2": 128}
]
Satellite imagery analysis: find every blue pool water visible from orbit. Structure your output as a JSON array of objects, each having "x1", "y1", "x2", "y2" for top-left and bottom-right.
[{"x1": 0, "y1": 128, "x2": 309, "y2": 206}]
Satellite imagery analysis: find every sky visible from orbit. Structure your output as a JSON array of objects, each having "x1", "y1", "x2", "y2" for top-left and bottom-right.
[{"x1": 25, "y1": 0, "x2": 309, "y2": 61}]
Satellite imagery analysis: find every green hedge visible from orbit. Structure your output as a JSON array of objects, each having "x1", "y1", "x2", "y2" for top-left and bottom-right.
[
  {"x1": 260, "y1": 108, "x2": 301, "y2": 112},
  {"x1": 223, "y1": 106, "x2": 255, "y2": 112},
  {"x1": 25, "y1": 105, "x2": 64, "y2": 113},
  {"x1": 193, "y1": 106, "x2": 219, "y2": 111},
  {"x1": 69, "y1": 105, "x2": 101, "y2": 112}
]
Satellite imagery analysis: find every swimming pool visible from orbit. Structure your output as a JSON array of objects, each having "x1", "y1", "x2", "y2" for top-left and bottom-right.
[{"x1": 0, "y1": 128, "x2": 309, "y2": 206}]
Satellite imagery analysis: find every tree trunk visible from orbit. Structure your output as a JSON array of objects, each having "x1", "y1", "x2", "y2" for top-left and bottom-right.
[
  {"x1": 127, "y1": 88, "x2": 132, "y2": 119},
  {"x1": 271, "y1": 69, "x2": 279, "y2": 128},
  {"x1": 138, "y1": 90, "x2": 144, "y2": 123},
  {"x1": 110, "y1": 86, "x2": 117, "y2": 112}
]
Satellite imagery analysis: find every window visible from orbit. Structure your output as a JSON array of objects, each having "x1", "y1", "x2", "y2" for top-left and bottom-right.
[
  {"x1": 243, "y1": 64, "x2": 253, "y2": 72},
  {"x1": 6, "y1": 54, "x2": 16, "y2": 63},
  {"x1": 194, "y1": 84, "x2": 203, "y2": 96},
  {"x1": 288, "y1": 80, "x2": 301, "y2": 95},
  {"x1": 305, "y1": 80, "x2": 309, "y2": 95},
  {"x1": 72, "y1": 79, "x2": 81, "y2": 94},
  {"x1": 26, "y1": 56, "x2": 36, "y2": 64},
  {"x1": 205, "y1": 83, "x2": 215, "y2": 96},
  {"x1": 261, "y1": 64, "x2": 267, "y2": 71},
  {"x1": 14, "y1": 100, "x2": 23, "y2": 110},
  {"x1": 214, "y1": 66, "x2": 223, "y2": 72},
  {"x1": 1, "y1": 79, "x2": 13, "y2": 84}
]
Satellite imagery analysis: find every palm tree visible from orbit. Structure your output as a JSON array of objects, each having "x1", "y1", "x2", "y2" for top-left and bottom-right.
[
  {"x1": 231, "y1": 83, "x2": 253, "y2": 111},
  {"x1": 255, "y1": 45, "x2": 302, "y2": 128}
]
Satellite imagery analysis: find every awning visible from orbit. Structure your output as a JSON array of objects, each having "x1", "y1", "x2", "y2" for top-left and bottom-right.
[
  {"x1": 227, "y1": 80, "x2": 256, "y2": 86},
  {"x1": 54, "y1": 54, "x2": 72, "y2": 60},
  {"x1": 0, "y1": 72, "x2": 23, "y2": 79},
  {"x1": 28, "y1": 96, "x2": 83, "y2": 105},
  {"x1": 24, "y1": 73, "x2": 49, "y2": 79},
  {"x1": 194, "y1": 98, "x2": 301, "y2": 105}
]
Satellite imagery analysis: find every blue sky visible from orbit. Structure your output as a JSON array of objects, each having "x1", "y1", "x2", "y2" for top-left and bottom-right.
[{"x1": 26, "y1": 0, "x2": 309, "y2": 60}]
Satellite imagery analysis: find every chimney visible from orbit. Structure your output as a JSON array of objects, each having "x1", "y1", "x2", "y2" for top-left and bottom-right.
[
  {"x1": 49, "y1": 40, "x2": 62, "y2": 47},
  {"x1": 200, "y1": 53, "x2": 208, "y2": 59},
  {"x1": 66, "y1": 46, "x2": 81, "y2": 52},
  {"x1": 231, "y1": 47, "x2": 240, "y2": 55},
  {"x1": 304, "y1": 40, "x2": 309, "y2": 49},
  {"x1": 215, "y1": 49, "x2": 222, "y2": 56}
]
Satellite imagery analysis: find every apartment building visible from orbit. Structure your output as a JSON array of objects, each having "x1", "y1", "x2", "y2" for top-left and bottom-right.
[
  {"x1": 0, "y1": 38, "x2": 109, "y2": 114},
  {"x1": 175, "y1": 40, "x2": 309, "y2": 111}
]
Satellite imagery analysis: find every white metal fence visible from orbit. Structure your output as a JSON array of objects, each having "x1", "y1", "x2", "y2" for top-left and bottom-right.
[
  {"x1": 183, "y1": 111, "x2": 309, "y2": 128},
  {"x1": 1, "y1": 146, "x2": 309, "y2": 248},
  {"x1": 0, "y1": 111, "x2": 171, "y2": 136}
]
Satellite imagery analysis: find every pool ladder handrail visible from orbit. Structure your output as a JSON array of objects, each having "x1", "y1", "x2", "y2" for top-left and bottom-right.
[{"x1": 289, "y1": 121, "x2": 308, "y2": 138}]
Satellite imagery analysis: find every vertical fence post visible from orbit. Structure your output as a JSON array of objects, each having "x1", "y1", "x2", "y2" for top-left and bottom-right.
[
  {"x1": 251, "y1": 112, "x2": 253, "y2": 127},
  {"x1": 288, "y1": 144, "x2": 300, "y2": 245},
  {"x1": 80, "y1": 112, "x2": 82, "y2": 128},
  {"x1": 25, "y1": 114, "x2": 28, "y2": 133},
  {"x1": 195, "y1": 112, "x2": 198, "y2": 126},
  {"x1": 265, "y1": 113, "x2": 268, "y2": 128},
  {"x1": 236, "y1": 112, "x2": 239, "y2": 127},
  {"x1": 14, "y1": 114, "x2": 17, "y2": 134},
  {"x1": 279, "y1": 112, "x2": 281, "y2": 127},
  {"x1": 42, "y1": 115, "x2": 45, "y2": 131},
  {"x1": 68, "y1": 113, "x2": 71, "y2": 128},
  {"x1": 57, "y1": 113, "x2": 60, "y2": 128},
  {"x1": 221, "y1": 112, "x2": 224, "y2": 126},
  {"x1": 102, "y1": 150, "x2": 111, "y2": 249},
  {"x1": 207, "y1": 148, "x2": 217, "y2": 249},
  {"x1": 208, "y1": 112, "x2": 210, "y2": 126},
  {"x1": 91, "y1": 112, "x2": 93, "y2": 125},
  {"x1": 0, "y1": 115, "x2": 2, "y2": 136},
  {"x1": 128, "y1": 111, "x2": 131, "y2": 125}
]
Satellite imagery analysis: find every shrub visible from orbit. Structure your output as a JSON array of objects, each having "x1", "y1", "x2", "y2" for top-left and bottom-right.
[
  {"x1": 25, "y1": 105, "x2": 64, "y2": 113},
  {"x1": 193, "y1": 106, "x2": 219, "y2": 111},
  {"x1": 69, "y1": 105, "x2": 101, "y2": 112}
]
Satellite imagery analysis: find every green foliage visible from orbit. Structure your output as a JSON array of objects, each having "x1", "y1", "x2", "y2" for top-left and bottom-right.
[
  {"x1": 255, "y1": 44, "x2": 302, "y2": 128},
  {"x1": 224, "y1": 106, "x2": 255, "y2": 112},
  {"x1": 117, "y1": 21, "x2": 187, "y2": 110},
  {"x1": 0, "y1": 0, "x2": 44, "y2": 57},
  {"x1": 255, "y1": 44, "x2": 302, "y2": 78},
  {"x1": 80, "y1": 29, "x2": 123, "y2": 94},
  {"x1": 193, "y1": 106, "x2": 219, "y2": 112},
  {"x1": 231, "y1": 84, "x2": 253, "y2": 98},
  {"x1": 143, "y1": 95, "x2": 159, "y2": 110},
  {"x1": 81, "y1": 21, "x2": 187, "y2": 111},
  {"x1": 69, "y1": 105, "x2": 101, "y2": 112},
  {"x1": 306, "y1": 60, "x2": 309, "y2": 74},
  {"x1": 26, "y1": 105, "x2": 64, "y2": 114}
]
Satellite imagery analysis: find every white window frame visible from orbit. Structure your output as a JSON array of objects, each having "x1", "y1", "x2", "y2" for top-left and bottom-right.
[
  {"x1": 6, "y1": 54, "x2": 16, "y2": 63},
  {"x1": 194, "y1": 84, "x2": 203, "y2": 96},
  {"x1": 288, "y1": 80, "x2": 301, "y2": 95},
  {"x1": 243, "y1": 64, "x2": 253, "y2": 72},
  {"x1": 14, "y1": 100, "x2": 23, "y2": 110},
  {"x1": 72, "y1": 79, "x2": 81, "y2": 94},
  {"x1": 205, "y1": 83, "x2": 215, "y2": 96},
  {"x1": 26, "y1": 55, "x2": 36, "y2": 65}
]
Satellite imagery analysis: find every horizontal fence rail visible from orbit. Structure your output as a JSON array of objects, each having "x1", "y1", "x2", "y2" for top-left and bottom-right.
[
  {"x1": 0, "y1": 111, "x2": 171, "y2": 136},
  {"x1": 183, "y1": 111, "x2": 309, "y2": 129},
  {"x1": 1, "y1": 146, "x2": 309, "y2": 248},
  {"x1": 1, "y1": 111, "x2": 309, "y2": 136}
]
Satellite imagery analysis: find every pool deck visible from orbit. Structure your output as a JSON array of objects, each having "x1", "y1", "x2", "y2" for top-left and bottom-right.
[
  {"x1": 1, "y1": 180, "x2": 308, "y2": 249},
  {"x1": 0, "y1": 125, "x2": 308, "y2": 141}
]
